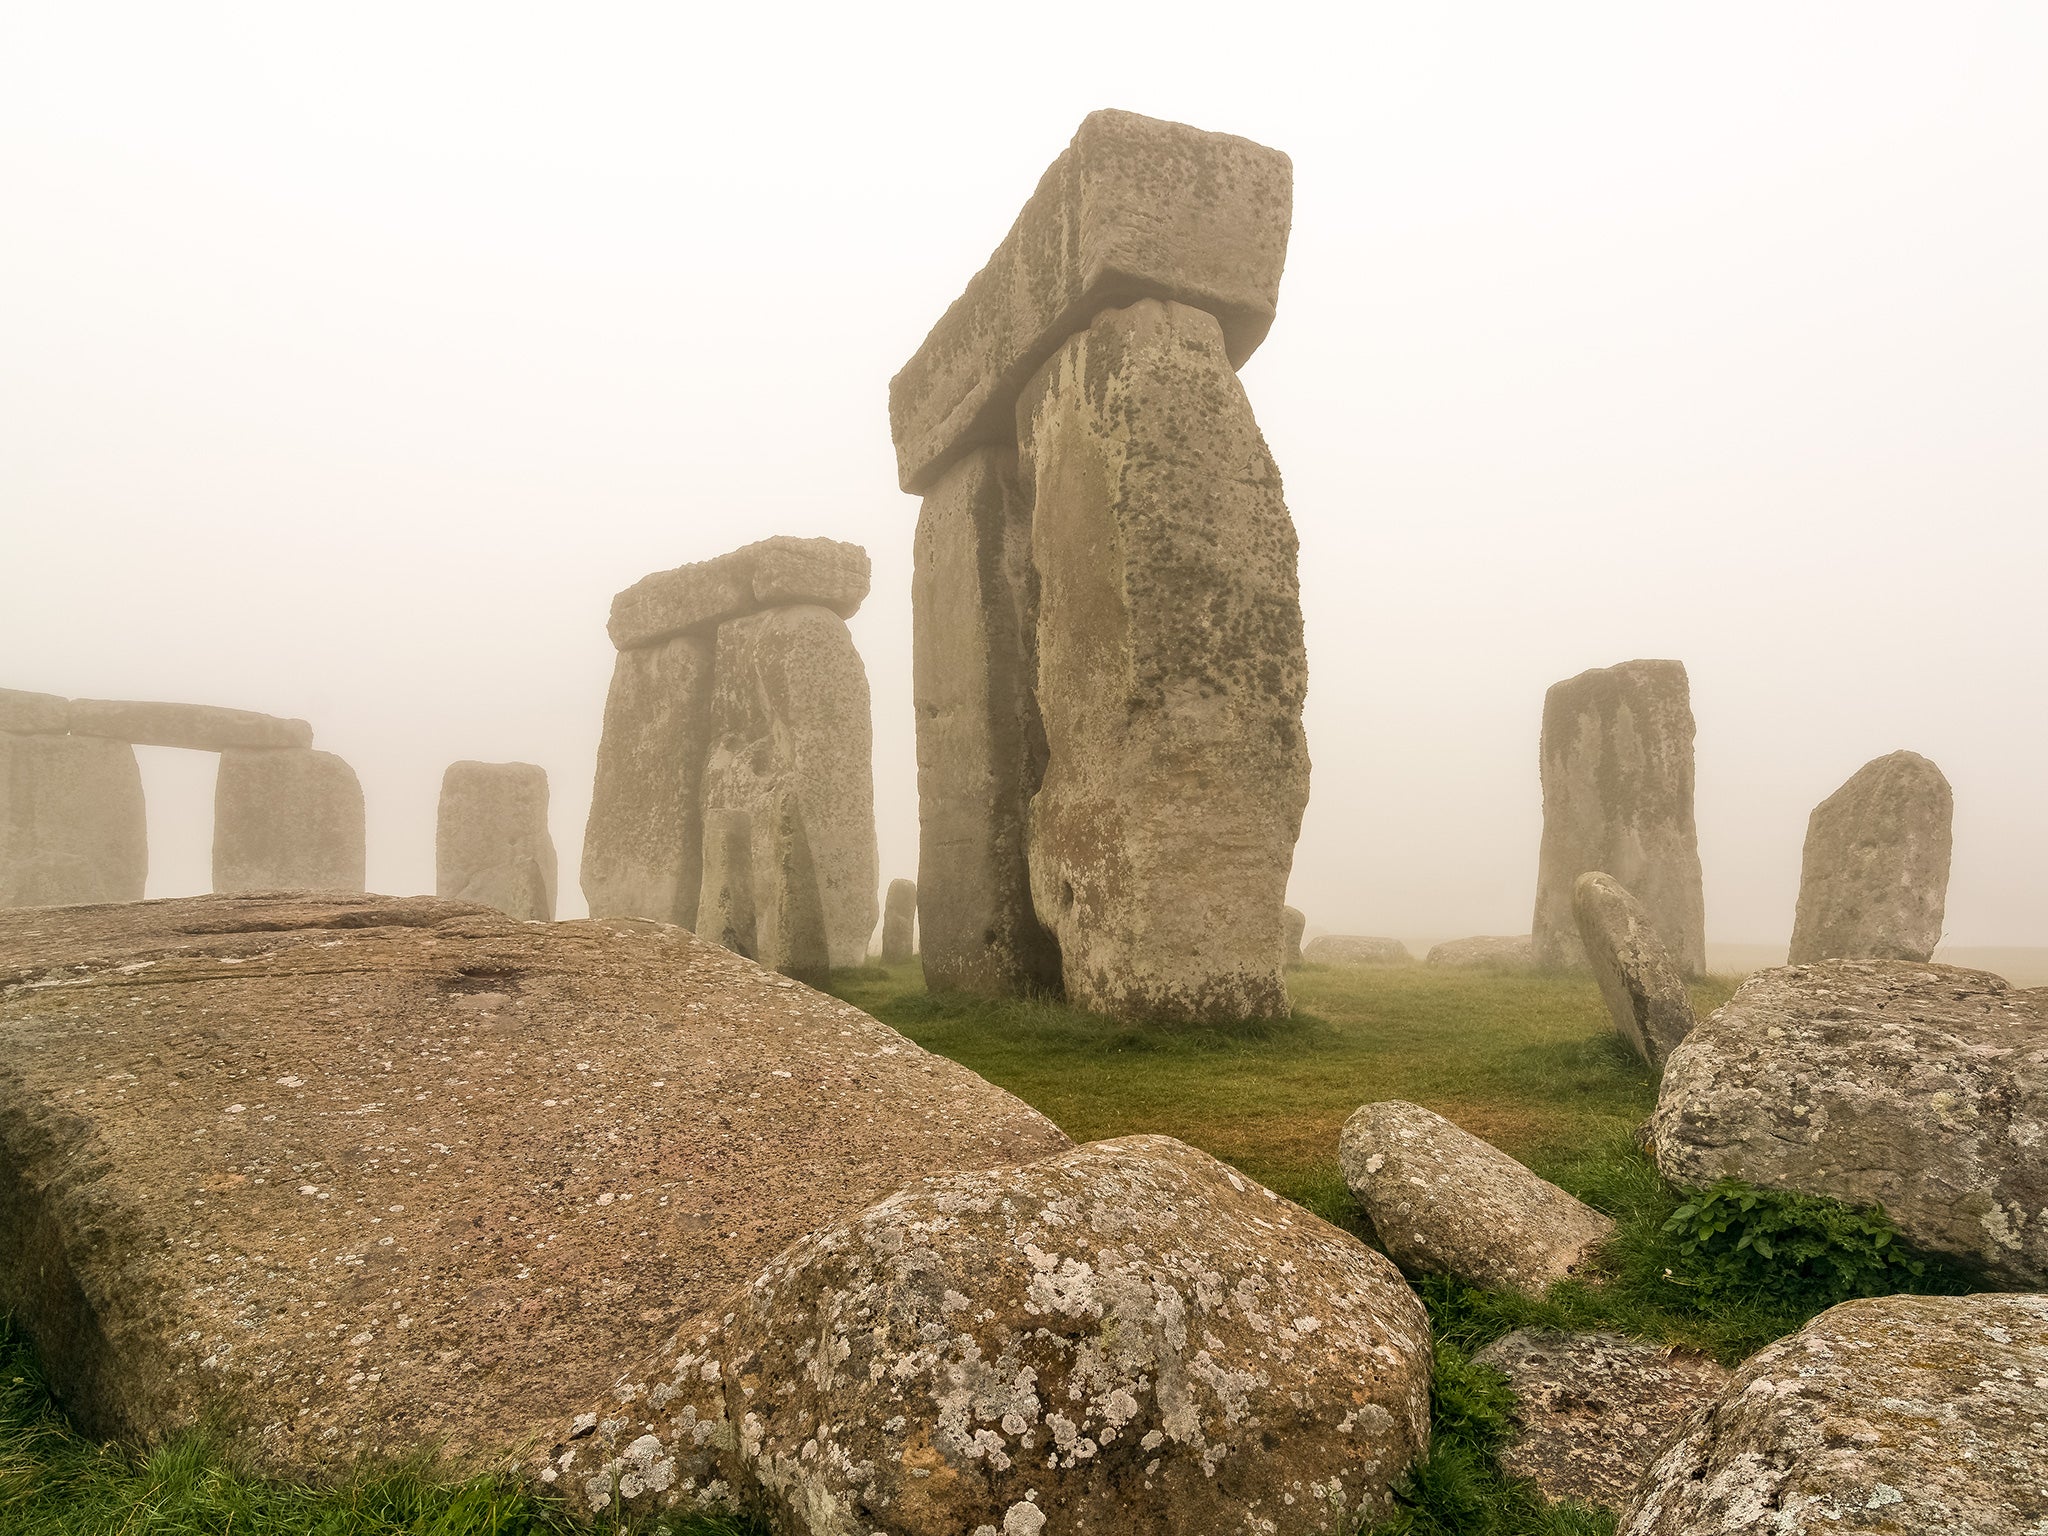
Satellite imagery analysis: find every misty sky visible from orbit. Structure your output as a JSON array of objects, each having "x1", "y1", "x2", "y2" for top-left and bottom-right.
[{"x1": 4, "y1": 3, "x2": 2044, "y2": 950}]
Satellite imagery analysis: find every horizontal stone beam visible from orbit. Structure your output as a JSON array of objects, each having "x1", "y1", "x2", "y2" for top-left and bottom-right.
[
  {"x1": 608, "y1": 536, "x2": 870, "y2": 651},
  {"x1": 66, "y1": 699, "x2": 313, "y2": 752},
  {"x1": 887, "y1": 109, "x2": 1292, "y2": 495},
  {"x1": 0, "y1": 688, "x2": 71, "y2": 735}
]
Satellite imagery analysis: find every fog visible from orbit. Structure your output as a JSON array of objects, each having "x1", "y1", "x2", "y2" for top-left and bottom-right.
[{"x1": 5, "y1": 3, "x2": 2044, "y2": 953}]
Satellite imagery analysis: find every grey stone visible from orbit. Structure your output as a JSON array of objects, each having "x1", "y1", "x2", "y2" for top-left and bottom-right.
[
  {"x1": 1532, "y1": 660, "x2": 1705, "y2": 974},
  {"x1": 1304, "y1": 934, "x2": 1412, "y2": 967},
  {"x1": 1789, "y1": 750, "x2": 1953, "y2": 964},
  {"x1": 67, "y1": 698, "x2": 312, "y2": 751},
  {"x1": 1425, "y1": 934, "x2": 1536, "y2": 969},
  {"x1": 1282, "y1": 905, "x2": 1305, "y2": 966},
  {"x1": 569, "y1": 1135, "x2": 1432, "y2": 1536},
  {"x1": 0, "y1": 733, "x2": 147, "y2": 907},
  {"x1": 880, "y1": 877, "x2": 915, "y2": 964},
  {"x1": 435, "y1": 761, "x2": 556, "y2": 921},
  {"x1": 889, "y1": 109, "x2": 1293, "y2": 495},
  {"x1": 1019, "y1": 298, "x2": 1308, "y2": 1022},
  {"x1": 607, "y1": 536, "x2": 870, "y2": 651},
  {"x1": 212, "y1": 748, "x2": 365, "y2": 893},
  {"x1": 1572, "y1": 872, "x2": 1695, "y2": 1068},
  {"x1": 1339, "y1": 1100, "x2": 1614, "y2": 1297},
  {"x1": 1651, "y1": 959, "x2": 2048, "y2": 1286},
  {"x1": 580, "y1": 634, "x2": 713, "y2": 927},
  {"x1": 1618, "y1": 1293, "x2": 2048, "y2": 1535},
  {"x1": 0, "y1": 688, "x2": 71, "y2": 735},
  {"x1": 694, "y1": 808, "x2": 758, "y2": 959}
]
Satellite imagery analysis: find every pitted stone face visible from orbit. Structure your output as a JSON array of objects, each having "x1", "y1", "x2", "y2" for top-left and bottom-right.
[{"x1": 1789, "y1": 750, "x2": 1953, "y2": 965}]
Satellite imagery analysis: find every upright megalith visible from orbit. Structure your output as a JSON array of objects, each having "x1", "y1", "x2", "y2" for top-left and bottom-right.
[
  {"x1": 1532, "y1": 660, "x2": 1705, "y2": 974},
  {"x1": 1282, "y1": 905, "x2": 1306, "y2": 966},
  {"x1": 0, "y1": 732, "x2": 147, "y2": 907},
  {"x1": 894, "y1": 111, "x2": 1307, "y2": 1022},
  {"x1": 212, "y1": 748, "x2": 365, "y2": 893},
  {"x1": 880, "y1": 877, "x2": 916, "y2": 964},
  {"x1": 435, "y1": 761, "x2": 556, "y2": 921},
  {"x1": 1789, "y1": 750, "x2": 1953, "y2": 964}
]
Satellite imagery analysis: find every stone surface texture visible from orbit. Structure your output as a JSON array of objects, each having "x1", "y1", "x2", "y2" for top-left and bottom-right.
[
  {"x1": 609, "y1": 537, "x2": 870, "y2": 651},
  {"x1": 1282, "y1": 906, "x2": 1305, "y2": 967},
  {"x1": 212, "y1": 748, "x2": 366, "y2": 894},
  {"x1": 1472, "y1": 1330, "x2": 1731, "y2": 1511},
  {"x1": 1788, "y1": 750, "x2": 1953, "y2": 965},
  {"x1": 1019, "y1": 298, "x2": 1307, "y2": 1022},
  {"x1": 1572, "y1": 872, "x2": 1695, "y2": 1069},
  {"x1": 0, "y1": 733, "x2": 147, "y2": 907},
  {"x1": 67, "y1": 698, "x2": 313, "y2": 752},
  {"x1": 889, "y1": 109, "x2": 1293, "y2": 494},
  {"x1": 881, "y1": 877, "x2": 916, "y2": 965},
  {"x1": 436, "y1": 761, "x2": 557, "y2": 922},
  {"x1": 1532, "y1": 660, "x2": 1704, "y2": 974},
  {"x1": 0, "y1": 689, "x2": 72, "y2": 735},
  {"x1": 566, "y1": 1135, "x2": 1432, "y2": 1536},
  {"x1": 1304, "y1": 935, "x2": 1412, "y2": 967},
  {"x1": 1618, "y1": 1292, "x2": 2048, "y2": 1536},
  {"x1": 694, "y1": 808, "x2": 757, "y2": 959},
  {"x1": 1424, "y1": 935, "x2": 1535, "y2": 969},
  {"x1": 1651, "y1": 959, "x2": 2048, "y2": 1285},
  {"x1": 1339, "y1": 1101, "x2": 1614, "y2": 1298},
  {"x1": 0, "y1": 893, "x2": 1068, "y2": 1475}
]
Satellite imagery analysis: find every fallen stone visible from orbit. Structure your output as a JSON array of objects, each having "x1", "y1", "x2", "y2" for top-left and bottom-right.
[
  {"x1": 0, "y1": 733, "x2": 147, "y2": 907},
  {"x1": 1425, "y1": 934, "x2": 1535, "y2": 969},
  {"x1": 880, "y1": 876, "x2": 915, "y2": 964},
  {"x1": 1788, "y1": 750, "x2": 1953, "y2": 964},
  {"x1": 0, "y1": 688, "x2": 71, "y2": 735},
  {"x1": 1472, "y1": 1330, "x2": 1730, "y2": 1511},
  {"x1": 211, "y1": 748, "x2": 365, "y2": 894},
  {"x1": 566, "y1": 1135, "x2": 1432, "y2": 1536},
  {"x1": 1572, "y1": 872, "x2": 1694, "y2": 1069},
  {"x1": 67, "y1": 698, "x2": 313, "y2": 752},
  {"x1": 1618, "y1": 1292, "x2": 2048, "y2": 1535},
  {"x1": 890, "y1": 110, "x2": 1293, "y2": 495},
  {"x1": 1020, "y1": 298, "x2": 1308, "y2": 1022},
  {"x1": 1532, "y1": 660, "x2": 1704, "y2": 974},
  {"x1": 1651, "y1": 959, "x2": 2048, "y2": 1285},
  {"x1": 1283, "y1": 905, "x2": 1305, "y2": 966},
  {"x1": 1339, "y1": 1100, "x2": 1614, "y2": 1297},
  {"x1": 1304, "y1": 935, "x2": 1412, "y2": 967},
  {"x1": 0, "y1": 892, "x2": 1068, "y2": 1474},
  {"x1": 435, "y1": 761, "x2": 557, "y2": 922},
  {"x1": 608, "y1": 537, "x2": 870, "y2": 651}
]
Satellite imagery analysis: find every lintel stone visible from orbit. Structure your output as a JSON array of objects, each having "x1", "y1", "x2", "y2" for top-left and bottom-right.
[
  {"x1": 608, "y1": 537, "x2": 870, "y2": 651},
  {"x1": 68, "y1": 699, "x2": 313, "y2": 752}
]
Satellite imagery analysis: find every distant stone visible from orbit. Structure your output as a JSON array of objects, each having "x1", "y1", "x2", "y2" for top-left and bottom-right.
[
  {"x1": 608, "y1": 537, "x2": 870, "y2": 650},
  {"x1": 0, "y1": 688, "x2": 71, "y2": 735},
  {"x1": 1339, "y1": 1100, "x2": 1614, "y2": 1297},
  {"x1": 1425, "y1": 935, "x2": 1535, "y2": 970},
  {"x1": 0, "y1": 733, "x2": 146, "y2": 907},
  {"x1": 212, "y1": 748, "x2": 365, "y2": 894},
  {"x1": 1304, "y1": 934, "x2": 1412, "y2": 967},
  {"x1": 1282, "y1": 905, "x2": 1306, "y2": 966},
  {"x1": 436, "y1": 761, "x2": 557, "y2": 922},
  {"x1": 1473, "y1": 1331, "x2": 1731, "y2": 1511},
  {"x1": 748, "y1": 537, "x2": 871, "y2": 617},
  {"x1": 67, "y1": 698, "x2": 313, "y2": 752},
  {"x1": 1532, "y1": 660, "x2": 1704, "y2": 973},
  {"x1": 1619, "y1": 1293, "x2": 2048, "y2": 1535},
  {"x1": 1651, "y1": 959, "x2": 2048, "y2": 1286},
  {"x1": 567, "y1": 1135, "x2": 1432, "y2": 1536},
  {"x1": 1572, "y1": 872, "x2": 1695, "y2": 1068},
  {"x1": 1788, "y1": 751, "x2": 1953, "y2": 964},
  {"x1": 880, "y1": 877, "x2": 916, "y2": 964}
]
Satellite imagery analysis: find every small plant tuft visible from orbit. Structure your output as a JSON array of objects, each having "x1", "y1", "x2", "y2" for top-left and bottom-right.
[{"x1": 1658, "y1": 1178, "x2": 1931, "y2": 1309}]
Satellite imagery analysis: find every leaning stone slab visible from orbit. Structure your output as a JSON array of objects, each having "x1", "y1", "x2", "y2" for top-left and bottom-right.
[
  {"x1": 0, "y1": 688, "x2": 71, "y2": 735},
  {"x1": 1651, "y1": 959, "x2": 2048, "y2": 1286},
  {"x1": 1304, "y1": 934, "x2": 1413, "y2": 966},
  {"x1": 1573, "y1": 872, "x2": 1695, "y2": 1068},
  {"x1": 0, "y1": 733, "x2": 147, "y2": 907},
  {"x1": 1339, "y1": 1100, "x2": 1614, "y2": 1297},
  {"x1": 1619, "y1": 1293, "x2": 2048, "y2": 1536},
  {"x1": 1426, "y1": 934, "x2": 1535, "y2": 969},
  {"x1": 565, "y1": 1135, "x2": 1432, "y2": 1536},
  {"x1": 212, "y1": 748, "x2": 365, "y2": 893},
  {"x1": 0, "y1": 893, "x2": 1068, "y2": 1475},
  {"x1": 607, "y1": 536, "x2": 870, "y2": 651},
  {"x1": 889, "y1": 109, "x2": 1293, "y2": 494},
  {"x1": 436, "y1": 761, "x2": 557, "y2": 921},
  {"x1": 1789, "y1": 750, "x2": 1953, "y2": 964},
  {"x1": 68, "y1": 698, "x2": 313, "y2": 751},
  {"x1": 879, "y1": 876, "x2": 915, "y2": 964}
]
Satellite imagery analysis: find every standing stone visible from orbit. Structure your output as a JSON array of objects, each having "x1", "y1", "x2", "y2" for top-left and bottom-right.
[
  {"x1": 0, "y1": 689, "x2": 72, "y2": 735},
  {"x1": 1573, "y1": 871, "x2": 1695, "y2": 1069},
  {"x1": 1019, "y1": 298, "x2": 1309, "y2": 1022},
  {"x1": 436, "y1": 761, "x2": 557, "y2": 922},
  {"x1": 1788, "y1": 750, "x2": 1953, "y2": 964},
  {"x1": 0, "y1": 733, "x2": 147, "y2": 907},
  {"x1": 1532, "y1": 660, "x2": 1705, "y2": 974},
  {"x1": 580, "y1": 634, "x2": 713, "y2": 927},
  {"x1": 1282, "y1": 905, "x2": 1305, "y2": 966},
  {"x1": 212, "y1": 748, "x2": 365, "y2": 893},
  {"x1": 910, "y1": 445, "x2": 1061, "y2": 996},
  {"x1": 880, "y1": 878, "x2": 916, "y2": 965},
  {"x1": 695, "y1": 808, "x2": 757, "y2": 959}
]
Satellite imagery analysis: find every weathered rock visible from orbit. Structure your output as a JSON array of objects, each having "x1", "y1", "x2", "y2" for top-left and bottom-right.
[
  {"x1": 67, "y1": 698, "x2": 313, "y2": 751},
  {"x1": 567, "y1": 1135, "x2": 1432, "y2": 1536},
  {"x1": 694, "y1": 808, "x2": 757, "y2": 958},
  {"x1": 881, "y1": 877, "x2": 916, "y2": 964},
  {"x1": 910, "y1": 445, "x2": 1062, "y2": 998},
  {"x1": 1572, "y1": 872, "x2": 1694, "y2": 1068},
  {"x1": 1532, "y1": 660, "x2": 1704, "y2": 974},
  {"x1": 1472, "y1": 1330, "x2": 1730, "y2": 1511},
  {"x1": 1304, "y1": 935, "x2": 1412, "y2": 967},
  {"x1": 581, "y1": 634, "x2": 714, "y2": 927},
  {"x1": 697, "y1": 606, "x2": 877, "y2": 977},
  {"x1": 1282, "y1": 906, "x2": 1305, "y2": 966},
  {"x1": 1651, "y1": 959, "x2": 2048, "y2": 1285},
  {"x1": 1339, "y1": 1101, "x2": 1614, "y2": 1297},
  {"x1": 1789, "y1": 751, "x2": 1953, "y2": 964},
  {"x1": 1618, "y1": 1292, "x2": 2048, "y2": 1535},
  {"x1": 1020, "y1": 298, "x2": 1308, "y2": 1022},
  {"x1": 0, "y1": 733, "x2": 147, "y2": 907},
  {"x1": 608, "y1": 537, "x2": 870, "y2": 651},
  {"x1": 0, "y1": 893, "x2": 1068, "y2": 1474},
  {"x1": 889, "y1": 110, "x2": 1293, "y2": 495},
  {"x1": 211, "y1": 748, "x2": 365, "y2": 893},
  {"x1": 0, "y1": 688, "x2": 71, "y2": 735},
  {"x1": 435, "y1": 761, "x2": 557, "y2": 922},
  {"x1": 748, "y1": 537, "x2": 871, "y2": 617},
  {"x1": 1425, "y1": 934, "x2": 1535, "y2": 970}
]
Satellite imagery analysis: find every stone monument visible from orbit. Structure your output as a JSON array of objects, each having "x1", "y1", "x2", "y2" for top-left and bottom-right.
[
  {"x1": 1788, "y1": 750, "x2": 1952, "y2": 964},
  {"x1": 436, "y1": 761, "x2": 557, "y2": 921}
]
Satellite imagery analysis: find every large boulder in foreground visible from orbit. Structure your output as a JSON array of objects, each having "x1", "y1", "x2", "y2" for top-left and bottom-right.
[
  {"x1": 0, "y1": 893, "x2": 1068, "y2": 1473},
  {"x1": 1651, "y1": 959, "x2": 2048, "y2": 1286},
  {"x1": 1572, "y1": 872, "x2": 1694, "y2": 1068},
  {"x1": 1619, "y1": 1292, "x2": 2048, "y2": 1535},
  {"x1": 565, "y1": 1135, "x2": 1432, "y2": 1536}
]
